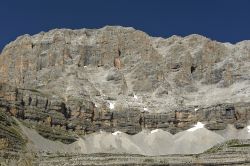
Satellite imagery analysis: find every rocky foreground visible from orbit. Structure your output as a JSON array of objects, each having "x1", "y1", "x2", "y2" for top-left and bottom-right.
[{"x1": 0, "y1": 26, "x2": 250, "y2": 165}]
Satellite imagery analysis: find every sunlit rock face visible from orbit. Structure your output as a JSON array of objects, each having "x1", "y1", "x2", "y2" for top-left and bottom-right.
[{"x1": 0, "y1": 26, "x2": 250, "y2": 142}]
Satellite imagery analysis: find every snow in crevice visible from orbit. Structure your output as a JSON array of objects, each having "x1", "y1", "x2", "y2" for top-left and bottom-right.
[{"x1": 187, "y1": 122, "x2": 205, "y2": 132}]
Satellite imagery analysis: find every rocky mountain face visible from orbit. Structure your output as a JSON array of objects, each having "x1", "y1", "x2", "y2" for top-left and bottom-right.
[{"x1": 0, "y1": 26, "x2": 250, "y2": 153}]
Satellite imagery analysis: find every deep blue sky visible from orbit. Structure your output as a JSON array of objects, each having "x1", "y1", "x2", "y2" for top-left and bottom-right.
[{"x1": 1, "y1": 0, "x2": 250, "y2": 51}]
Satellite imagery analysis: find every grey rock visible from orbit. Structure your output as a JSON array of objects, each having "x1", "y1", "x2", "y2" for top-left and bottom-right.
[{"x1": 0, "y1": 26, "x2": 249, "y2": 140}]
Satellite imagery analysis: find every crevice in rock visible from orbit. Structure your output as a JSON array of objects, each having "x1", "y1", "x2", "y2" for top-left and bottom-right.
[
  {"x1": 61, "y1": 103, "x2": 71, "y2": 119},
  {"x1": 45, "y1": 99, "x2": 48, "y2": 110},
  {"x1": 28, "y1": 97, "x2": 32, "y2": 105},
  {"x1": 35, "y1": 97, "x2": 38, "y2": 107},
  {"x1": 225, "y1": 107, "x2": 234, "y2": 117},
  {"x1": 91, "y1": 108, "x2": 95, "y2": 122},
  {"x1": 61, "y1": 103, "x2": 66, "y2": 117},
  {"x1": 22, "y1": 76, "x2": 25, "y2": 84},
  {"x1": 5, "y1": 106, "x2": 10, "y2": 114},
  {"x1": 171, "y1": 63, "x2": 181, "y2": 71},
  {"x1": 191, "y1": 65, "x2": 196, "y2": 73},
  {"x1": 110, "y1": 112, "x2": 114, "y2": 127},
  {"x1": 18, "y1": 109, "x2": 25, "y2": 119},
  {"x1": 139, "y1": 116, "x2": 143, "y2": 126},
  {"x1": 20, "y1": 99, "x2": 25, "y2": 107},
  {"x1": 31, "y1": 43, "x2": 35, "y2": 49},
  {"x1": 15, "y1": 88, "x2": 18, "y2": 101},
  {"x1": 118, "y1": 49, "x2": 121, "y2": 57}
]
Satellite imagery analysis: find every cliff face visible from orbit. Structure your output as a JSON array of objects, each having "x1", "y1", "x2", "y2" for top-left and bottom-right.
[{"x1": 0, "y1": 26, "x2": 250, "y2": 140}]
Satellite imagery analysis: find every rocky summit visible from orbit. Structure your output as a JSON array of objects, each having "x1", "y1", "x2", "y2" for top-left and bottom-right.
[{"x1": 0, "y1": 26, "x2": 250, "y2": 165}]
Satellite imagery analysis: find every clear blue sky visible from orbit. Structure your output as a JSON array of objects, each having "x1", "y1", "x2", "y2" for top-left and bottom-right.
[{"x1": 1, "y1": 0, "x2": 250, "y2": 51}]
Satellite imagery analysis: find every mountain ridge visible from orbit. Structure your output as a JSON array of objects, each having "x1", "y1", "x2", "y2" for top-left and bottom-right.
[{"x1": 3, "y1": 25, "x2": 250, "y2": 54}]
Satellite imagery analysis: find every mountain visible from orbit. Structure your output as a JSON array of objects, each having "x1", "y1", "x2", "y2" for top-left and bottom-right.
[{"x1": 0, "y1": 26, "x2": 250, "y2": 165}]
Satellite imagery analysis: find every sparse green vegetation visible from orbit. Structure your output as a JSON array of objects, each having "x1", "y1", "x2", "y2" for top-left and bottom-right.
[
  {"x1": 204, "y1": 144, "x2": 223, "y2": 154},
  {"x1": 229, "y1": 144, "x2": 250, "y2": 147},
  {"x1": 0, "y1": 110, "x2": 26, "y2": 153},
  {"x1": 204, "y1": 139, "x2": 249, "y2": 154},
  {"x1": 35, "y1": 124, "x2": 78, "y2": 144},
  {"x1": 226, "y1": 139, "x2": 240, "y2": 146}
]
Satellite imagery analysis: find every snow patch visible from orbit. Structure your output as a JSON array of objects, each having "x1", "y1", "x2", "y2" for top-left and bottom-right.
[
  {"x1": 108, "y1": 102, "x2": 115, "y2": 110},
  {"x1": 187, "y1": 122, "x2": 205, "y2": 132},
  {"x1": 151, "y1": 129, "x2": 160, "y2": 134},
  {"x1": 247, "y1": 126, "x2": 250, "y2": 133},
  {"x1": 133, "y1": 94, "x2": 138, "y2": 100},
  {"x1": 143, "y1": 107, "x2": 149, "y2": 112},
  {"x1": 112, "y1": 131, "x2": 122, "y2": 135}
]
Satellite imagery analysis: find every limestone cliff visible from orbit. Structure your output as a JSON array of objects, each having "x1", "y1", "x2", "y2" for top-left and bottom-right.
[{"x1": 0, "y1": 26, "x2": 250, "y2": 141}]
